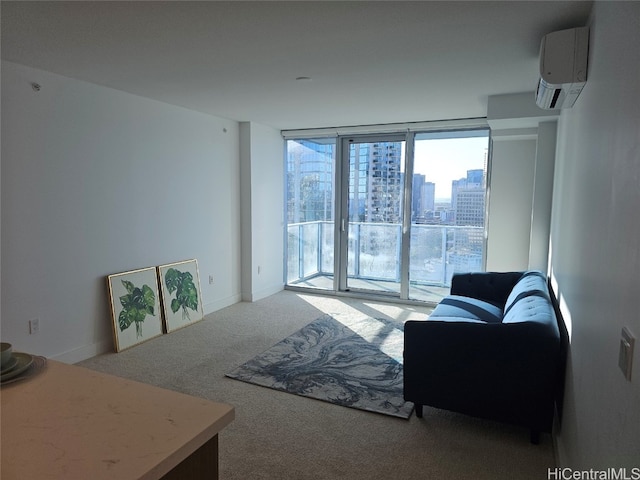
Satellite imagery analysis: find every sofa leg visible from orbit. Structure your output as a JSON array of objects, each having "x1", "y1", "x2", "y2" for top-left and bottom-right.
[
  {"x1": 415, "y1": 404, "x2": 423, "y2": 418},
  {"x1": 530, "y1": 430, "x2": 540, "y2": 445}
]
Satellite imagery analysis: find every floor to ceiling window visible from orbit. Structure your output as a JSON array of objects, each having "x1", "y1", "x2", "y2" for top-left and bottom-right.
[
  {"x1": 285, "y1": 126, "x2": 490, "y2": 304},
  {"x1": 408, "y1": 131, "x2": 489, "y2": 301},
  {"x1": 286, "y1": 138, "x2": 336, "y2": 290}
]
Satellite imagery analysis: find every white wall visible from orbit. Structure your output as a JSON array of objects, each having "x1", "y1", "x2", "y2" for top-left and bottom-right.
[
  {"x1": 239, "y1": 122, "x2": 284, "y2": 302},
  {"x1": 486, "y1": 136, "x2": 537, "y2": 271},
  {"x1": 486, "y1": 93, "x2": 559, "y2": 273},
  {"x1": 529, "y1": 121, "x2": 557, "y2": 272},
  {"x1": 550, "y1": 2, "x2": 640, "y2": 468},
  {"x1": 1, "y1": 61, "x2": 242, "y2": 362}
]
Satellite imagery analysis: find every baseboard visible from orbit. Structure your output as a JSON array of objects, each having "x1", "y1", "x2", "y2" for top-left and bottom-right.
[
  {"x1": 204, "y1": 293, "x2": 242, "y2": 315},
  {"x1": 51, "y1": 294, "x2": 243, "y2": 364},
  {"x1": 53, "y1": 338, "x2": 114, "y2": 364},
  {"x1": 242, "y1": 283, "x2": 284, "y2": 302}
]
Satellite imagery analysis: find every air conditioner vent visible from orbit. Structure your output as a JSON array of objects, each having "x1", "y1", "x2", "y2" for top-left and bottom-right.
[{"x1": 535, "y1": 27, "x2": 589, "y2": 110}]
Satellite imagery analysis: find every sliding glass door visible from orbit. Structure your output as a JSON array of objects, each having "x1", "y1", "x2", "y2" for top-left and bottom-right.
[
  {"x1": 339, "y1": 136, "x2": 406, "y2": 295},
  {"x1": 285, "y1": 128, "x2": 489, "y2": 303}
]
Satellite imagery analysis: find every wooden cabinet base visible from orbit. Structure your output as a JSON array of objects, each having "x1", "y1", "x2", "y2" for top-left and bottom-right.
[{"x1": 162, "y1": 436, "x2": 219, "y2": 480}]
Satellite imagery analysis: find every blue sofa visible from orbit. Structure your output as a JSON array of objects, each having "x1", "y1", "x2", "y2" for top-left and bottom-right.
[{"x1": 403, "y1": 271, "x2": 561, "y2": 443}]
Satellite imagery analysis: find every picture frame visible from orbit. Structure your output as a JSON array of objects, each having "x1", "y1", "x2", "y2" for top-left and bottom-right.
[
  {"x1": 157, "y1": 259, "x2": 204, "y2": 333},
  {"x1": 107, "y1": 267, "x2": 164, "y2": 352}
]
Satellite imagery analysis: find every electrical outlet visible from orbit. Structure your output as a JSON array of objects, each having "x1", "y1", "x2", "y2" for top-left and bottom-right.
[
  {"x1": 209, "y1": 275, "x2": 214, "y2": 285},
  {"x1": 29, "y1": 318, "x2": 40, "y2": 335},
  {"x1": 619, "y1": 327, "x2": 635, "y2": 381}
]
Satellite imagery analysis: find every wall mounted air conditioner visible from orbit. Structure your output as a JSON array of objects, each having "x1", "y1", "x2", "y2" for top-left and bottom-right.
[{"x1": 535, "y1": 26, "x2": 589, "y2": 109}]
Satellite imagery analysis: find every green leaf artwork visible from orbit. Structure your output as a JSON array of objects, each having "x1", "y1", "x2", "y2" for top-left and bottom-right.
[
  {"x1": 118, "y1": 280, "x2": 156, "y2": 338},
  {"x1": 164, "y1": 268, "x2": 199, "y2": 321}
]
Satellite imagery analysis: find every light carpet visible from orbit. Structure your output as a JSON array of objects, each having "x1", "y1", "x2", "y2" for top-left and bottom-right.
[{"x1": 225, "y1": 313, "x2": 414, "y2": 419}]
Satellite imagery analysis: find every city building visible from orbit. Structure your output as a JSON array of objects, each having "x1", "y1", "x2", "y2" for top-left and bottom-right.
[
  {"x1": 452, "y1": 169, "x2": 486, "y2": 227},
  {"x1": 286, "y1": 140, "x2": 334, "y2": 223}
]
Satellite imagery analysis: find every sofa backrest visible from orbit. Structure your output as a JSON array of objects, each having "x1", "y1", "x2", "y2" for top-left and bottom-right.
[
  {"x1": 502, "y1": 272, "x2": 558, "y2": 335},
  {"x1": 502, "y1": 295, "x2": 555, "y2": 325},
  {"x1": 450, "y1": 271, "x2": 523, "y2": 307},
  {"x1": 503, "y1": 271, "x2": 548, "y2": 312}
]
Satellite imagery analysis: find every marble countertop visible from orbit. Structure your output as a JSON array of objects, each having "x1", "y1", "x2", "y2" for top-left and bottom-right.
[{"x1": 1, "y1": 359, "x2": 234, "y2": 480}]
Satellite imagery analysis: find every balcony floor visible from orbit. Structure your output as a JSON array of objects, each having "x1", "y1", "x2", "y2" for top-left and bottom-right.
[{"x1": 288, "y1": 274, "x2": 450, "y2": 305}]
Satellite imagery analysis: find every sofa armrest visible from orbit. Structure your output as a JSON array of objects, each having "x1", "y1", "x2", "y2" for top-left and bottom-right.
[
  {"x1": 450, "y1": 271, "x2": 524, "y2": 307},
  {"x1": 403, "y1": 319, "x2": 560, "y2": 431}
]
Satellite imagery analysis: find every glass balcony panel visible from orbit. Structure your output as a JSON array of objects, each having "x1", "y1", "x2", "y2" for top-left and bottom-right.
[
  {"x1": 320, "y1": 221, "x2": 334, "y2": 275},
  {"x1": 409, "y1": 225, "x2": 446, "y2": 284},
  {"x1": 354, "y1": 223, "x2": 400, "y2": 281},
  {"x1": 301, "y1": 222, "x2": 319, "y2": 278},
  {"x1": 287, "y1": 227, "x2": 301, "y2": 283}
]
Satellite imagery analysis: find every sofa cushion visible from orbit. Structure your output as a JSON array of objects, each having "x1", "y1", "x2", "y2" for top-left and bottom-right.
[
  {"x1": 429, "y1": 295, "x2": 503, "y2": 323},
  {"x1": 503, "y1": 271, "x2": 548, "y2": 312}
]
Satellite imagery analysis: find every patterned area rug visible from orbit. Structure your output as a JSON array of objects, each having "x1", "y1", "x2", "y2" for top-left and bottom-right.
[{"x1": 225, "y1": 314, "x2": 414, "y2": 419}]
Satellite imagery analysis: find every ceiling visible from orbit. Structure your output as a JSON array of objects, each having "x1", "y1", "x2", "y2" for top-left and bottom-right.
[{"x1": 1, "y1": 1, "x2": 593, "y2": 131}]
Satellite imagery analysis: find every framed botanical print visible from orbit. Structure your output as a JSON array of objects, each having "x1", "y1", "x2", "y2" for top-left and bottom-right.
[
  {"x1": 107, "y1": 267, "x2": 163, "y2": 352},
  {"x1": 157, "y1": 259, "x2": 204, "y2": 333}
]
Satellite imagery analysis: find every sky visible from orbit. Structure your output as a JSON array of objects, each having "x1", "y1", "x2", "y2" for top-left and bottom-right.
[{"x1": 413, "y1": 136, "x2": 489, "y2": 200}]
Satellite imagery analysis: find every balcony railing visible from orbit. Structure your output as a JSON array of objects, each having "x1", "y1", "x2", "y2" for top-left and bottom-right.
[{"x1": 287, "y1": 221, "x2": 484, "y2": 289}]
